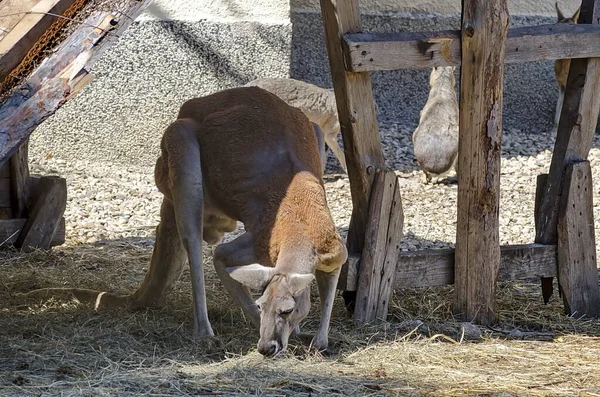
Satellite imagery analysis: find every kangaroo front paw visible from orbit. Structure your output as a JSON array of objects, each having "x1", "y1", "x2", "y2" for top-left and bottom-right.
[
  {"x1": 194, "y1": 324, "x2": 215, "y2": 340},
  {"x1": 310, "y1": 335, "x2": 328, "y2": 352}
]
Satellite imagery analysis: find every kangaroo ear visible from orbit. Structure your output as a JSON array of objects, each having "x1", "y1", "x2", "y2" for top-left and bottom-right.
[
  {"x1": 287, "y1": 273, "x2": 315, "y2": 295},
  {"x1": 572, "y1": 7, "x2": 581, "y2": 23},
  {"x1": 227, "y1": 264, "x2": 275, "y2": 290},
  {"x1": 556, "y1": 2, "x2": 565, "y2": 21}
]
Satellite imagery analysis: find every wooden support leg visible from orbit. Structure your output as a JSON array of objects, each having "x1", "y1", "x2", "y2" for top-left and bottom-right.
[
  {"x1": 453, "y1": 0, "x2": 509, "y2": 325},
  {"x1": 9, "y1": 139, "x2": 30, "y2": 218},
  {"x1": 354, "y1": 170, "x2": 404, "y2": 325},
  {"x1": 535, "y1": 1, "x2": 600, "y2": 316},
  {"x1": 319, "y1": 0, "x2": 387, "y2": 313},
  {"x1": 557, "y1": 161, "x2": 600, "y2": 317},
  {"x1": 534, "y1": 173, "x2": 555, "y2": 303},
  {"x1": 15, "y1": 176, "x2": 67, "y2": 252}
]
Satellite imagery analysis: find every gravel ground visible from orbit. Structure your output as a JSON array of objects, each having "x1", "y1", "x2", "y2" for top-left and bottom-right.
[{"x1": 27, "y1": 122, "x2": 600, "y2": 258}]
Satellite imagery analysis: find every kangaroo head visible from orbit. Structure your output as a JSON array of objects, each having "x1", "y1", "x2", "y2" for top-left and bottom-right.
[
  {"x1": 556, "y1": 2, "x2": 580, "y2": 23},
  {"x1": 227, "y1": 264, "x2": 314, "y2": 356},
  {"x1": 430, "y1": 66, "x2": 456, "y2": 88},
  {"x1": 554, "y1": 3, "x2": 581, "y2": 88}
]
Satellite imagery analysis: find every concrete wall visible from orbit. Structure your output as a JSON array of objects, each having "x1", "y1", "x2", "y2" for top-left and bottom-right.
[{"x1": 30, "y1": 0, "x2": 574, "y2": 167}]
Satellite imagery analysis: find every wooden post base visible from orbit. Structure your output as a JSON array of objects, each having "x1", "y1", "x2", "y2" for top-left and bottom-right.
[
  {"x1": 353, "y1": 169, "x2": 404, "y2": 325},
  {"x1": 14, "y1": 175, "x2": 67, "y2": 252},
  {"x1": 557, "y1": 161, "x2": 600, "y2": 317}
]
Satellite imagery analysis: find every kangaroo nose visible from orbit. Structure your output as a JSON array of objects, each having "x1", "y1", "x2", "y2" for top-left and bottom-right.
[{"x1": 258, "y1": 340, "x2": 281, "y2": 357}]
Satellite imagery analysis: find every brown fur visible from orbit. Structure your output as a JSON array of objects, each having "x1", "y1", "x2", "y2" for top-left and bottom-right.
[{"x1": 20, "y1": 86, "x2": 347, "y2": 356}]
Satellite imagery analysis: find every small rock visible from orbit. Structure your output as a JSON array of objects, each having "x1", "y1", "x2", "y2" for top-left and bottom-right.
[{"x1": 459, "y1": 322, "x2": 482, "y2": 340}]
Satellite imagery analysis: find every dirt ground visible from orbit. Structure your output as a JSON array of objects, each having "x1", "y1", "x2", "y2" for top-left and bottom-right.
[
  {"x1": 2, "y1": 207, "x2": 600, "y2": 396},
  {"x1": 2, "y1": 124, "x2": 600, "y2": 397}
]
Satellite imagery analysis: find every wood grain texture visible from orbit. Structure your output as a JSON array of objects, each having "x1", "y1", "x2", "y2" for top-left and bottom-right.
[
  {"x1": 557, "y1": 161, "x2": 600, "y2": 317},
  {"x1": 348, "y1": 244, "x2": 557, "y2": 290},
  {"x1": 534, "y1": 173, "x2": 555, "y2": 304},
  {"x1": 9, "y1": 139, "x2": 30, "y2": 218},
  {"x1": 536, "y1": 0, "x2": 600, "y2": 245},
  {"x1": 453, "y1": 0, "x2": 509, "y2": 326},
  {"x1": 343, "y1": 23, "x2": 600, "y2": 72},
  {"x1": 0, "y1": 217, "x2": 65, "y2": 248},
  {"x1": 15, "y1": 176, "x2": 66, "y2": 251},
  {"x1": 0, "y1": 0, "x2": 77, "y2": 81},
  {"x1": 0, "y1": 0, "x2": 154, "y2": 166},
  {"x1": 320, "y1": 0, "x2": 386, "y2": 292},
  {"x1": 354, "y1": 170, "x2": 404, "y2": 324}
]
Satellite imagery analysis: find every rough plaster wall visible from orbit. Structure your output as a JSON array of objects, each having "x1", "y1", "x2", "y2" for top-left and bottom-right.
[
  {"x1": 140, "y1": 0, "x2": 289, "y2": 22},
  {"x1": 291, "y1": 0, "x2": 581, "y2": 16},
  {"x1": 290, "y1": 13, "x2": 560, "y2": 136},
  {"x1": 30, "y1": 0, "x2": 575, "y2": 167},
  {"x1": 31, "y1": 20, "x2": 292, "y2": 166}
]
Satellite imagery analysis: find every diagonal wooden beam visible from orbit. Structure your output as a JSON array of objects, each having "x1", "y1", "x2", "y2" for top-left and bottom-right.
[
  {"x1": 343, "y1": 23, "x2": 600, "y2": 72},
  {"x1": 536, "y1": 0, "x2": 600, "y2": 245},
  {"x1": 319, "y1": 0, "x2": 386, "y2": 296}
]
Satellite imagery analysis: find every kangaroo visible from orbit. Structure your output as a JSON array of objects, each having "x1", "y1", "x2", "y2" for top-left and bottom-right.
[
  {"x1": 19, "y1": 87, "x2": 348, "y2": 357},
  {"x1": 244, "y1": 77, "x2": 347, "y2": 172},
  {"x1": 412, "y1": 66, "x2": 459, "y2": 184},
  {"x1": 553, "y1": 3, "x2": 581, "y2": 132}
]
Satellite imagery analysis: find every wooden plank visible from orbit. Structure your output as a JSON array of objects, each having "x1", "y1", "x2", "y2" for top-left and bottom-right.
[
  {"x1": 0, "y1": 0, "x2": 40, "y2": 42},
  {"x1": 348, "y1": 244, "x2": 557, "y2": 290},
  {"x1": 393, "y1": 244, "x2": 558, "y2": 288},
  {"x1": 343, "y1": 23, "x2": 600, "y2": 72},
  {"x1": 319, "y1": 0, "x2": 387, "y2": 294},
  {"x1": 0, "y1": 217, "x2": 65, "y2": 248},
  {"x1": 354, "y1": 170, "x2": 404, "y2": 324},
  {"x1": 0, "y1": 0, "x2": 154, "y2": 166},
  {"x1": 0, "y1": 0, "x2": 77, "y2": 82},
  {"x1": 536, "y1": 0, "x2": 600, "y2": 246},
  {"x1": 453, "y1": 0, "x2": 509, "y2": 326},
  {"x1": 9, "y1": 139, "x2": 30, "y2": 218},
  {"x1": 534, "y1": 173, "x2": 555, "y2": 304},
  {"x1": 557, "y1": 161, "x2": 600, "y2": 317},
  {"x1": 15, "y1": 176, "x2": 66, "y2": 251},
  {"x1": 0, "y1": 177, "x2": 11, "y2": 209}
]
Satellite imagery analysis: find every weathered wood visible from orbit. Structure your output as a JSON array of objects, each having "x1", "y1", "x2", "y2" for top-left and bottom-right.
[
  {"x1": 0, "y1": 0, "x2": 78, "y2": 82},
  {"x1": 347, "y1": 243, "x2": 557, "y2": 290},
  {"x1": 320, "y1": 0, "x2": 386, "y2": 293},
  {"x1": 354, "y1": 170, "x2": 404, "y2": 324},
  {"x1": 0, "y1": 217, "x2": 65, "y2": 248},
  {"x1": 453, "y1": 0, "x2": 509, "y2": 326},
  {"x1": 9, "y1": 139, "x2": 30, "y2": 218},
  {"x1": 0, "y1": 0, "x2": 40, "y2": 42},
  {"x1": 0, "y1": 0, "x2": 154, "y2": 166},
  {"x1": 536, "y1": 0, "x2": 600, "y2": 246},
  {"x1": 343, "y1": 23, "x2": 600, "y2": 72},
  {"x1": 557, "y1": 161, "x2": 600, "y2": 317},
  {"x1": 534, "y1": 173, "x2": 555, "y2": 304},
  {"x1": 15, "y1": 176, "x2": 67, "y2": 251}
]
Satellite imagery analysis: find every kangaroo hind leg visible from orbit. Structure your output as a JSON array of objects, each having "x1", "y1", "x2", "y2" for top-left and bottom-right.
[{"x1": 159, "y1": 118, "x2": 214, "y2": 339}]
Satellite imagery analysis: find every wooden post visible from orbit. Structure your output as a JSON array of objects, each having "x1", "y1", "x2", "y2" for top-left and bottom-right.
[
  {"x1": 15, "y1": 176, "x2": 67, "y2": 252},
  {"x1": 557, "y1": 161, "x2": 600, "y2": 317},
  {"x1": 354, "y1": 170, "x2": 404, "y2": 324},
  {"x1": 534, "y1": 173, "x2": 555, "y2": 303},
  {"x1": 9, "y1": 140, "x2": 30, "y2": 218},
  {"x1": 453, "y1": 0, "x2": 509, "y2": 325},
  {"x1": 536, "y1": 0, "x2": 600, "y2": 245},
  {"x1": 319, "y1": 0, "x2": 387, "y2": 303}
]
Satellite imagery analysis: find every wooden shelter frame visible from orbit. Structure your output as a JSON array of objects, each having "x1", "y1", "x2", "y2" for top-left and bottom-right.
[{"x1": 319, "y1": 0, "x2": 600, "y2": 325}]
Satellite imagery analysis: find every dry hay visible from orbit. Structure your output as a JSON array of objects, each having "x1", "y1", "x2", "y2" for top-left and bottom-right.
[{"x1": 2, "y1": 234, "x2": 600, "y2": 396}]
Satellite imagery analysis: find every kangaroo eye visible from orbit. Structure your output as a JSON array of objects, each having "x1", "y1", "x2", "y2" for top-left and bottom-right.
[{"x1": 280, "y1": 308, "x2": 293, "y2": 316}]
